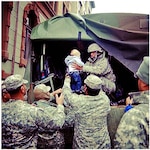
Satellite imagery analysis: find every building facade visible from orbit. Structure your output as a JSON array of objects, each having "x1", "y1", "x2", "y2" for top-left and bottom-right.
[{"x1": 2, "y1": 1, "x2": 95, "y2": 79}]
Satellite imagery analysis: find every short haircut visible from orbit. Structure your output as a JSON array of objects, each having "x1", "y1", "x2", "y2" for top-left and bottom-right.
[
  {"x1": 86, "y1": 84, "x2": 100, "y2": 96},
  {"x1": 8, "y1": 86, "x2": 22, "y2": 95}
]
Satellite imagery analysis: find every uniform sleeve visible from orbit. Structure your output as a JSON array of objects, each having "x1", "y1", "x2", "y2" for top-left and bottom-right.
[
  {"x1": 48, "y1": 93, "x2": 55, "y2": 101},
  {"x1": 114, "y1": 104, "x2": 149, "y2": 149},
  {"x1": 63, "y1": 107, "x2": 75, "y2": 128},
  {"x1": 62, "y1": 77, "x2": 72, "y2": 105},
  {"x1": 35, "y1": 104, "x2": 65, "y2": 130},
  {"x1": 62, "y1": 77, "x2": 79, "y2": 127},
  {"x1": 62, "y1": 78, "x2": 81, "y2": 106},
  {"x1": 83, "y1": 58, "x2": 108, "y2": 75},
  {"x1": 54, "y1": 104, "x2": 65, "y2": 126}
]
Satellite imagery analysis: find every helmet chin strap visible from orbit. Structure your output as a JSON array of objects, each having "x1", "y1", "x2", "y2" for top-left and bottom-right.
[
  {"x1": 88, "y1": 55, "x2": 97, "y2": 63},
  {"x1": 97, "y1": 51, "x2": 105, "y2": 59}
]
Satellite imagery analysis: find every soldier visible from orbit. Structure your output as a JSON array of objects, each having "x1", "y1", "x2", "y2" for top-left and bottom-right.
[
  {"x1": 63, "y1": 74, "x2": 111, "y2": 149},
  {"x1": 114, "y1": 56, "x2": 149, "y2": 149},
  {"x1": 2, "y1": 74, "x2": 65, "y2": 149},
  {"x1": 72, "y1": 43, "x2": 116, "y2": 94},
  {"x1": 33, "y1": 83, "x2": 62, "y2": 102},
  {"x1": 33, "y1": 83, "x2": 65, "y2": 149}
]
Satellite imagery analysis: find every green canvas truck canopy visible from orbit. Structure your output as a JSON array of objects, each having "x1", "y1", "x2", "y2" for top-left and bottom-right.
[
  {"x1": 31, "y1": 13, "x2": 149, "y2": 74},
  {"x1": 31, "y1": 14, "x2": 92, "y2": 41}
]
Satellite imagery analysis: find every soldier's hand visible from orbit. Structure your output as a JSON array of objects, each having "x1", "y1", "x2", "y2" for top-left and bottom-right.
[
  {"x1": 72, "y1": 63, "x2": 83, "y2": 70},
  {"x1": 65, "y1": 73, "x2": 70, "y2": 78},
  {"x1": 52, "y1": 88, "x2": 62, "y2": 96},
  {"x1": 126, "y1": 96, "x2": 133, "y2": 106},
  {"x1": 55, "y1": 93, "x2": 64, "y2": 105}
]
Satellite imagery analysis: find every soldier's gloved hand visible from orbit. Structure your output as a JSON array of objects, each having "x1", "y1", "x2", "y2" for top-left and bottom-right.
[{"x1": 55, "y1": 93, "x2": 64, "y2": 105}]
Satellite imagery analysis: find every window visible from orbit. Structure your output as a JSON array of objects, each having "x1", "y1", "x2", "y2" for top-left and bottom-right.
[
  {"x1": 63, "y1": 2, "x2": 69, "y2": 14},
  {"x1": 2, "y1": 2, "x2": 13, "y2": 62},
  {"x1": 19, "y1": 4, "x2": 39, "y2": 67},
  {"x1": 49, "y1": 1, "x2": 57, "y2": 12}
]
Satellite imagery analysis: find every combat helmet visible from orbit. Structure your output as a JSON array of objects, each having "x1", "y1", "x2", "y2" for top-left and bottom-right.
[{"x1": 87, "y1": 43, "x2": 103, "y2": 53}]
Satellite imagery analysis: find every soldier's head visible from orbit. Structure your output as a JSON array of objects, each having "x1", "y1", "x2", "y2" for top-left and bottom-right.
[
  {"x1": 136, "y1": 56, "x2": 149, "y2": 91},
  {"x1": 84, "y1": 74, "x2": 102, "y2": 96},
  {"x1": 4, "y1": 74, "x2": 28, "y2": 100},
  {"x1": 87, "y1": 43, "x2": 104, "y2": 59},
  {"x1": 70, "y1": 49, "x2": 81, "y2": 58},
  {"x1": 2, "y1": 80, "x2": 11, "y2": 102},
  {"x1": 33, "y1": 84, "x2": 51, "y2": 100}
]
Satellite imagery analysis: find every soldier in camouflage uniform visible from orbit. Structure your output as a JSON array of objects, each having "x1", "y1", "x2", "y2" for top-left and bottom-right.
[
  {"x1": 63, "y1": 74, "x2": 111, "y2": 149},
  {"x1": 114, "y1": 56, "x2": 149, "y2": 149},
  {"x1": 2, "y1": 74, "x2": 65, "y2": 149},
  {"x1": 73, "y1": 43, "x2": 116, "y2": 94},
  {"x1": 33, "y1": 84, "x2": 65, "y2": 149}
]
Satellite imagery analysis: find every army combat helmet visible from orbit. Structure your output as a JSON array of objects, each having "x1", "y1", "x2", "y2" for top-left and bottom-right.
[{"x1": 87, "y1": 43, "x2": 103, "y2": 53}]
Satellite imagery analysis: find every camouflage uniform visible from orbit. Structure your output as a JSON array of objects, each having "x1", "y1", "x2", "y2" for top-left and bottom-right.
[
  {"x1": 33, "y1": 100, "x2": 65, "y2": 149},
  {"x1": 63, "y1": 77, "x2": 111, "y2": 149},
  {"x1": 83, "y1": 44, "x2": 116, "y2": 94},
  {"x1": 2, "y1": 99, "x2": 65, "y2": 149},
  {"x1": 114, "y1": 91, "x2": 149, "y2": 149}
]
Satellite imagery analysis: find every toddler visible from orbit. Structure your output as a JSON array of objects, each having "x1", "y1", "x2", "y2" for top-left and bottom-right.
[{"x1": 65, "y1": 49, "x2": 84, "y2": 93}]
